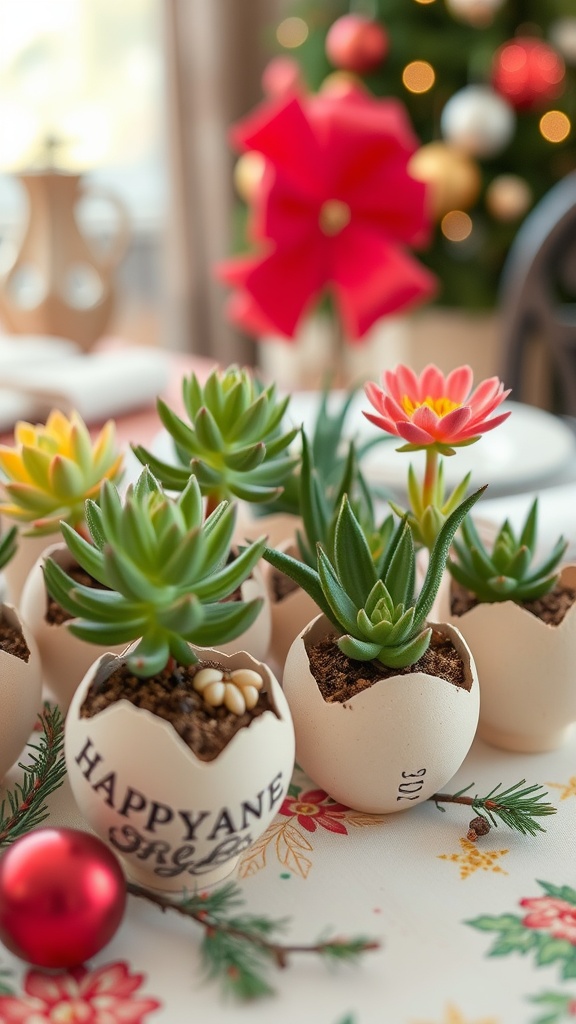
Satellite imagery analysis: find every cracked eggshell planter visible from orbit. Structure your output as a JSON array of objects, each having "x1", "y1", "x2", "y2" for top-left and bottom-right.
[
  {"x1": 64, "y1": 644, "x2": 295, "y2": 894},
  {"x1": 438, "y1": 563, "x2": 576, "y2": 753},
  {"x1": 282, "y1": 613, "x2": 479, "y2": 814},
  {"x1": 0, "y1": 603, "x2": 42, "y2": 781},
  {"x1": 20, "y1": 542, "x2": 126, "y2": 710}
]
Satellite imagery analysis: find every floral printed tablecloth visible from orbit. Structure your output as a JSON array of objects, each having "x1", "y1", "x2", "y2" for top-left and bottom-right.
[{"x1": 2, "y1": 365, "x2": 576, "y2": 1023}]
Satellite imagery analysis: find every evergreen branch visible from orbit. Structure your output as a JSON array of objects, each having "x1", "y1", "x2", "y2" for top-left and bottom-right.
[
  {"x1": 127, "y1": 880, "x2": 379, "y2": 1000},
  {"x1": 0, "y1": 704, "x2": 67, "y2": 848},
  {"x1": 431, "y1": 779, "x2": 556, "y2": 837}
]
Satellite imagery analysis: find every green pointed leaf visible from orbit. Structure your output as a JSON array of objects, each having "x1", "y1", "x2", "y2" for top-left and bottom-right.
[
  {"x1": 177, "y1": 474, "x2": 204, "y2": 529},
  {"x1": 98, "y1": 479, "x2": 124, "y2": 544},
  {"x1": 318, "y1": 547, "x2": 360, "y2": 635},
  {"x1": 193, "y1": 538, "x2": 266, "y2": 601},
  {"x1": 337, "y1": 634, "x2": 383, "y2": 661},
  {"x1": 194, "y1": 598, "x2": 264, "y2": 647},
  {"x1": 20, "y1": 446, "x2": 52, "y2": 491},
  {"x1": 519, "y1": 499, "x2": 539, "y2": 554},
  {"x1": 131, "y1": 445, "x2": 191, "y2": 491},
  {"x1": 383, "y1": 520, "x2": 415, "y2": 609},
  {"x1": 182, "y1": 372, "x2": 205, "y2": 420},
  {"x1": 522, "y1": 538, "x2": 568, "y2": 584},
  {"x1": 156, "y1": 594, "x2": 205, "y2": 635},
  {"x1": 223, "y1": 442, "x2": 266, "y2": 472},
  {"x1": 103, "y1": 547, "x2": 159, "y2": 601},
  {"x1": 228, "y1": 391, "x2": 270, "y2": 443},
  {"x1": 59, "y1": 521, "x2": 108, "y2": 584},
  {"x1": 416, "y1": 487, "x2": 486, "y2": 626},
  {"x1": 262, "y1": 546, "x2": 335, "y2": 625},
  {"x1": 194, "y1": 406, "x2": 225, "y2": 452},
  {"x1": 48, "y1": 455, "x2": 85, "y2": 499},
  {"x1": 84, "y1": 499, "x2": 107, "y2": 550},
  {"x1": 156, "y1": 400, "x2": 201, "y2": 457},
  {"x1": 377, "y1": 627, "x2": 431, "y2": 669},
  {"x1": 333, "y1": 496, "x2": 377, "y2": 607},
  {"x1": 68, "y1": 617, "x2": 145, "y2": 647},
  {"x1": 43, "y1": 558, "x2": 92, "y2": 618}
]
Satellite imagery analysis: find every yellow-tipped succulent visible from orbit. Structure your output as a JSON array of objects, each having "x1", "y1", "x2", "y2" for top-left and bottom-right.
[{"x1": 0, "y1": 409, "x2": 124, "y2": 536}]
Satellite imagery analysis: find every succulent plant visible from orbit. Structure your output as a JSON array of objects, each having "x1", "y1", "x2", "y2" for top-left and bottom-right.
[
  {"x1": 448, "y1": 499, "x2": 568, "y2": 604},
  {"x1": 295, "y1": 429, "x2": 394, "y2": 570},
  {"x1": 256, "y1": 378, "x2": 393, "y2": 519},
  {"x1": 264, "y1": 486, "x2": 485, "y2": 670},
  {"x1": 131, "y1": 365, "x2": 299, "y2": 512},
  {"x1": 43, "y1": 468, "x2": 267, "y2": 677},
  {"x1": 0, "y1": 410, "x2": 124, "y2": 536}
]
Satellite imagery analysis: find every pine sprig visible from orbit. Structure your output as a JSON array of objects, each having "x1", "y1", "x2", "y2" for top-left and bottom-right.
[
  {"x1": 432, "y1": 779, "x2": 556, "y2": 837},
  {"x1": 127, "y1": 880, "x2": 379, "y2": 1000},
  {"x1": 0, "y1": 704, "x2": 67, "y2": 848}
]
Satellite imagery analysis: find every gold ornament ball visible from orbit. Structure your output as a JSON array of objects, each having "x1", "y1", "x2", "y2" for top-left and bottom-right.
[
  {"x1": 485, "y1": 175, "x2": 533, "y2": 221},
  {"x1": 408, "y1": 142, "x2": 482, "y2": 219},
  {"x1": 233, "y1": 152, "x2": 266, "y2": 203}
]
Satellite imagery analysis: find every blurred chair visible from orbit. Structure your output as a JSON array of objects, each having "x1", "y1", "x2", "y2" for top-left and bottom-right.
[{"x1": 499, "y1": 171, "x2": 576, "y2": 413}]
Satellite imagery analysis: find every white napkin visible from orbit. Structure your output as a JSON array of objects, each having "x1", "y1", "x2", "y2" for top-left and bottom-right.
[{"x1": 0, "y1": 346, "x2": 170, "y2": 427}]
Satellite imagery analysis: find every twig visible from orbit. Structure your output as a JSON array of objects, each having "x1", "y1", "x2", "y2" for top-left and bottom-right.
[
  {"x1": 431, "y1": 778, "x2": 556, "y2": 837},
  {"x1": 0, "y1": 704, "x2": 67, "y2": 848},
  {"x1": 127, "y1": 880, "x2": 379, "y2": 1000}
]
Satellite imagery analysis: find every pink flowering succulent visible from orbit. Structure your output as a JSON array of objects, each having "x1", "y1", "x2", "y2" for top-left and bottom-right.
[
  {"x1": 363, "y1": 363, "x2": 511, "y2": 548},
  {"x1": 364, "y1": 363, "x2": 510, "y2": 456}
]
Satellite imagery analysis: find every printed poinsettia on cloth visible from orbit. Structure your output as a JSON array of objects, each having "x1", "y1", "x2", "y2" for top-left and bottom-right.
[{"x1": 218, "y1": 87, "x2": 436, "y2": 342}]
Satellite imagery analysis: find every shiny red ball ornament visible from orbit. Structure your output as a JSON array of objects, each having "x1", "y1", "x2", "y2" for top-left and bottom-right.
[
  {"x1": 0, "y1": 828, "x2": 126, "y2": 967},
  {"x1": 325, "y1": 14, "x2": 388, "y2": 74},
  {"x1": 492, "y1": 37, "x2": 566, "y2": 110}
]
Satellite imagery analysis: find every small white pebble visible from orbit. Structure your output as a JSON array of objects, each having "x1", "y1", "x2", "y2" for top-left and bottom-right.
[
  {"x1": 242, "y1": 685, "x2": 261, "y2": 710},
  {"x1": 193, "y1": 667, "x2": 224, "y2": 692},
  {"x1": 224, "y1": 684, "x2": 246, "y2": 716},
  {"x1": 203, "y1": 681, "x2": 227, "y2": 707},
  {"x1": 230, "y1": 668, "x2": 264, "y2": 690}
]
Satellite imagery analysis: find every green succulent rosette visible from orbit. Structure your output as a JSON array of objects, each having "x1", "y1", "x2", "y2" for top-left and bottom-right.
[
  {"x1": 43, "y1": 468, "x2": 266, "y2": 677},
  {"x1": 132, "y1": 365, "x2": 299, "y2": 509}
]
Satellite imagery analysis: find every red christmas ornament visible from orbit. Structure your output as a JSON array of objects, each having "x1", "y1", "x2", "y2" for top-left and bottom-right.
[
  {"x1": 261, "y1": 55, "x2": 303, "y2": 98},
  {"x1": 325, "y1": 14, "x2": 388, "y2": 74},
  {"x1": 492, "y1": 37, "x2": 566, "y2": 110},
  {"x1": 0, "y1": 828, "x2": 126, "y2": 967}
]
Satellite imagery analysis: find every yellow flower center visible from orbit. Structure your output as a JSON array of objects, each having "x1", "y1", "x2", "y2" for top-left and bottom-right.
[
  {"x1": 51, "y1": 1001, "x2": 92, "y2": 1023},
  {"x1": 319, "y1": 199, "x2": 351, "y2": 236},
  {"x1": 402, "y1": 394, "x2": 461, "y2": 418},
  {"x1": 292, "y1": 802, "x2": 319, "y2": 816}
]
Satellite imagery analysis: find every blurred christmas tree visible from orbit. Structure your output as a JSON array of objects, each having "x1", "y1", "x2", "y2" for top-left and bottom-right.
[{"x1": 270, "y1": 0, "x2": 576, "y2": 309}]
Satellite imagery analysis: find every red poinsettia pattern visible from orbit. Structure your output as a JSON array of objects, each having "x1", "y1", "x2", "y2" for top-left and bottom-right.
[
  {"x1": 0, "y1": 961, "x2": 161, "y2": 1023},
  {"x1": 521, "y1": 896, "x2": 576, "y2": 944},
  {"x1": 279, "y1": 788, "x2": 349, "y2": 835}
]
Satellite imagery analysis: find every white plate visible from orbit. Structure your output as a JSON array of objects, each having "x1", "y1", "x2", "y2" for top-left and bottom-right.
[{"x1": 285, "y1": 393, "x2": 576, "y2": 495}]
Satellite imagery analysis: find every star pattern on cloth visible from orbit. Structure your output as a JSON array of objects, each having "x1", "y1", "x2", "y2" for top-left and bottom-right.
[
  {"x1": 411, "y1": 1003, "x2": 500, "y2": 1024},
  {"x1": 546, "y1": 776, "x2": 576, "y2": 800},
  {"x1": 438, "y1": 838, "x2": 509, "y2": 879}
]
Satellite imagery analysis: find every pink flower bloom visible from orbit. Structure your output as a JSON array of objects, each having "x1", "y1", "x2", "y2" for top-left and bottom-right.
[
  {"x1": 520, "y1": 896, "x2": 576, "y2": 944},
  {"x1": 0, "y1": 961, "x2": 161, "y2": 1023},
  {"x1": 279, "y1": 788, "x2": 349, "y2": 835},
  {"x1": 218, "y1": 90, "x2": 436, "y2": 341},
  {"x1": 364, "y1": 362, "x2": 511, "y2": 454}
]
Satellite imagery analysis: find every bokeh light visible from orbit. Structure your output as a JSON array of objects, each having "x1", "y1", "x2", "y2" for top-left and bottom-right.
[
  {"x1": 402, "y1": 61, "x2": 435, "y2": 93},
  {"x1": 276, "y1": 17, "x2": 309, "y2": 49},
  {"x1": 441, "y1": 210, "x2": 473, "y2": 241},
  {"x1": 539, "y1": 109, "x2": 571, "y2": 142}
]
